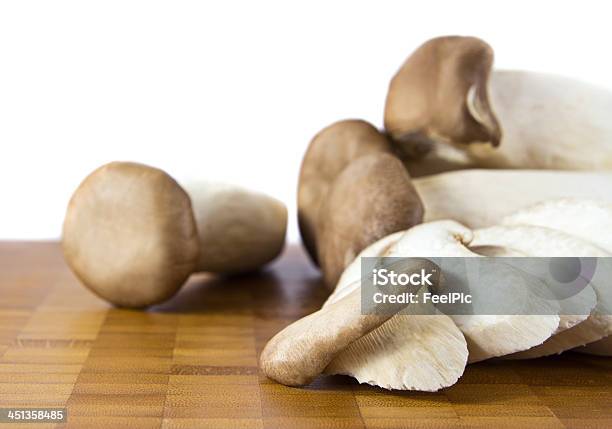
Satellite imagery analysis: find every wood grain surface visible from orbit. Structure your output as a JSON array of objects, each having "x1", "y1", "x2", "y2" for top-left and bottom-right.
[{"x1": 0, "y1": 242, "x2": 610, "y2": 429}]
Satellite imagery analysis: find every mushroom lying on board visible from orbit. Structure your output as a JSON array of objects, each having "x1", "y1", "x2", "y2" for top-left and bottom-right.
[
  {"x1": 262, "y1": 200, "x2": 612, "y2": 390},
  {"x1": 63, "y1": 162, "x2": 287, "y2": 308},
  {"x1": 385, "y1": 36, "x2": 612, "y2": 176},
  {"x1": 260, "y1": 258, "x2": 449, "y2": 388},
  {"x1": 322, "y1": 231, "x2": 468, "y2": 391},
  {"x1": 298, "y1": 119, "x2": 424, "y2": 288},
  {"x1": 384, "y1": 218, "x2": 608, "y2": 363},
  {"x1": 261, "y1": 220, "x2": 559, "y2": 389}
]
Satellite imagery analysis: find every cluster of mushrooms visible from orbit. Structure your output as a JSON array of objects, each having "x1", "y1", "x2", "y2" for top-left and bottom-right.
[
  {"x1": 260, "y1": 36, "x2": 612, "y2": 391},
  {"x1": 60, "y1": 35, "x2": 612, "y2": 392}
]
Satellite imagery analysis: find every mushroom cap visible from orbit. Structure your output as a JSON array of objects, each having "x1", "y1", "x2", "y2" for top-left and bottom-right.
[
  {"x1": 317, "y1": 152, "x2": 424, "y2": 288},
  {"x1": 260, "y1": 286, "x2": 396, "y2": 387},
  {"x1": 497, "y1": 200, "x2": 612, "y2": 357},
  {"x1": 471, "y1": 223, "x2": 610, "y2": 359},
  {"x1": 384, "y1": 36, "x2": 501, "y2": 159},
  {"x1": 62, "y1": 162, "x2": 200, "y2": 308},
  {"x1": 323, "y1": 229, "x2": 468, "y2": 391},
  {"x1": 387, "y1": 221, "x2": 561, "y2": 362},
  {"x1": 260, "y1": 258, "x2": 441, "y2": 387},
  {"x1": 325, "y1": 313, "x2": 468, "y2": 391},
  {"x1": 298, "y1": 119, "x2": 393, "y2": 265}
]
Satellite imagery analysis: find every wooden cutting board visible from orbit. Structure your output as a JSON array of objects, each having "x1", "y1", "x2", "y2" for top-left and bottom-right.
[{"x1": 0, "y1": 242, "x2": 610, "y2": 429}]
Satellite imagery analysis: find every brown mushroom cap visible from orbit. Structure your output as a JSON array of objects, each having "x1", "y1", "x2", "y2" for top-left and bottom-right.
[
  {"x1": 298, "y1": 119, "x2": 393, "y2": 265},
  {"x1": 384, "y1": 36, "x2": 501, "y2": 160},
  {"x1": 62, "y1": 162, "x2": 200, "y2": 308},
  {"x1": 317, "y1": 152, "x2": 424, "y2": 288}
]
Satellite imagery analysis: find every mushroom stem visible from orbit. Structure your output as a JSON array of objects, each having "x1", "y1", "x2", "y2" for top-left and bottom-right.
[
  {"x1": 413, "y1": 170, "x2": 612, "y2": 228},
  {"x1": 463, "y1": 71, "x2": 612, "y2": 170},
  {"x1": 184, "y1": 182, "x2": 287, "y2": 273}
]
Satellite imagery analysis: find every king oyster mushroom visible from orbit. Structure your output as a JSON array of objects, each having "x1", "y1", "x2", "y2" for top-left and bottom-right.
[
  {"x1": 322, "y1": 231, "x2": 469, "y2": 391},
  {"x1": 320, "y1": 220, "x2": 566, "y2": 386},
  {"x1": 262, "y1": 204, "x2": 611, "y2": 389},
  {"x1": 63, "y1": 162, "x2": 287, "y2": 308},
  {"x1": 260, "y1": 258, "x2": 445, "y2": 388},
  {"x1": 385, "y1": 36, "x2": 612, "y2": 176}
]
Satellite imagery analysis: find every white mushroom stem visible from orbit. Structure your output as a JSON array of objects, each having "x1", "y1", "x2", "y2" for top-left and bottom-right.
[
  {"x1": 183, "y1": 182, "x2": 287, "y2": 273},
  {"x1": 414, "y1": 170, "x2": 612, "y2": 228},
  {"x1": 465, "y1": 71, "x2": 612, "y2": 170}
]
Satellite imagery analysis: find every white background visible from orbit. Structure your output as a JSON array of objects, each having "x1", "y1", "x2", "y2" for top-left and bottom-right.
[{"x1": 1, "y1": 0, "x2": 611, "y2": 242}]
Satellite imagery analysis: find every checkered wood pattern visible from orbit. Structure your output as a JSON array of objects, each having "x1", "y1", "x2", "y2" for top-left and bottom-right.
[{"x1": 0, "y1": 242, "x2": 610, "y2": 429}]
